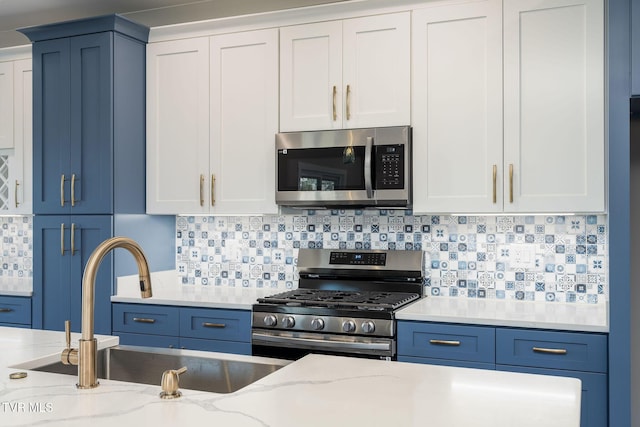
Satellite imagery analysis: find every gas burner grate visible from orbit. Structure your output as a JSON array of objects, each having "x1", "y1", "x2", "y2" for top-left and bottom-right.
[{"x1": 257, "y1": 289, "x2": 420, "y2": 311}]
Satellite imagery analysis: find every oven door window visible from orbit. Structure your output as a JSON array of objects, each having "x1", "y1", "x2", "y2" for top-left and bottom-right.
[{"x1": 278, "y1": 146, "x2": 366, "y2": 192}]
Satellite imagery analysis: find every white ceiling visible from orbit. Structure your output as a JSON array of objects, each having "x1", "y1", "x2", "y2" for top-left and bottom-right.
[{"x1": 0, "y1": 0, "x2": 349, "y2": 48}]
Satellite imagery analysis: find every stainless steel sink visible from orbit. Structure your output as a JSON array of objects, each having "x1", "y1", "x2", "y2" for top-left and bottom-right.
[{"x1": 30, "y1": 345, "x2": 289, "y2": 394}]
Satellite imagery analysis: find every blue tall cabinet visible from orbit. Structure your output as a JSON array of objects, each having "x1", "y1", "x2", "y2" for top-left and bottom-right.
[{"x1": 19, "y1": 15, "x2": 149, "y2": 334}]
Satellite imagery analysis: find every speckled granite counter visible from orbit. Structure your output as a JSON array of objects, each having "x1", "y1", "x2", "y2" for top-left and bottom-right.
[{"x1": 1, "y1": 327, "x2": 581, "y2": 427}]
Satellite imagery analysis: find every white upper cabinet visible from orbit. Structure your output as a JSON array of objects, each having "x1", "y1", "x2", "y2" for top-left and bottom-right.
[
  {"x1": 209, "y1": 29, "x2": 278, "y2": 214},
  {"x1": 147, "y1": 37, "x2": 210, "y2": 214},
  {"x1": 0, "y1": 57, "x2": 32, "y2": 214},
  {"x1": 146, "y1": 29, "x2": 278, "y2": 215},
  {"x1": 503, "y1": 0, "x2": 604, "y2": 212},
  {"x1": 0, "y1": 62, "x2": 13, "y2": 150},
  {"x1": 412, "y1": 1, "x2": 503, "y2": 213},
  {"x1": 280, "y1": 12, "x2": 410, "y2": 132},
  {"x1": 413, "y1": 0, "x2": 604, "y2": 214}
]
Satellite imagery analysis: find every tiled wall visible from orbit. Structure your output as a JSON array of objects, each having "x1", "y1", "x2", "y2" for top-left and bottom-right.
[
  {"x1": 176, "y1": 211, "x2": 608, "y2": 304},
  {"x1": 0, "y1": 216, "x2": 32, "y2": 278}
]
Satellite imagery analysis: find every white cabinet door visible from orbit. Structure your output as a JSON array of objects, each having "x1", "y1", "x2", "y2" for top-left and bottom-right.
[
  {"x1": 343, "y1": 12, "x2": 410, "y2": 129},
  {"x1": 146, "y1": 38, "x2": 210, "y2": 214},
  {"x1": 503, "y1": 0, "x2": 604, "y2": 212},
  {"x1": 280, "y1": 21, "x2": 342, "y2": 132},
  {"x1": 10, "y1": 59, "x2": 32, "y2": 214},
  {"x1": 0, "y1": 61, "x2": 13, "y2": 150},
  {"x1": 412, "y1": 1, "x2": 502, "y2": 214},
  {"x1": 280, "y1": 12, "x2": 410, "y2": 132},
  {"x1": 210, "y1": 29, "x2": 279, "y2": 214}
]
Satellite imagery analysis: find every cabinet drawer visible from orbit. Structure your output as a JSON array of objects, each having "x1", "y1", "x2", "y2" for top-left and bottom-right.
[
  {"x1": 112, "y1": 304, "x2": 179, "y2": 336},
  {"x1": 179, "y1": 308, "x2": 250, "y2": 342},
  {"x1": 496, "y1": 328, "x2": 607, "y2": 373},
  {"x1": 0, "y1": 296, "x2": 31, "y2": 325},
  {"x1": 397, "y1": 321, "x2": 495, "y2": 364}
]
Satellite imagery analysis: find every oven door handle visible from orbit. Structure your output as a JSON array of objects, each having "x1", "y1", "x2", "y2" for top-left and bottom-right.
[{"x1": 252, "y1": 331, "x2": 391, "y2": 352}]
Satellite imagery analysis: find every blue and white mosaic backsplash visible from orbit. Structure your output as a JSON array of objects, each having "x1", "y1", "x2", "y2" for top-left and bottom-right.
[
  {"x1": 0, "y1": 216, "x2": 32, "y2": 278},
  {"x1": 176, "y1": 212, "x2": 608, "y2": 304}
]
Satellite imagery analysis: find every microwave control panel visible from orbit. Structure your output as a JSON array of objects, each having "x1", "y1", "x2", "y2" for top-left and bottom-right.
[{"x1": 375, "y1": 145, "x2": 404, "y2": 189}]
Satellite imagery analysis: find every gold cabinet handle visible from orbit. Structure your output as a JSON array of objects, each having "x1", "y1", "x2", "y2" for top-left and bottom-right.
[
  {"x1": 346, "y1": 84, "x2": 351, "y2": 120},
  {"x1": 60, "y1": 223, "x2": 65, "y2": 256},
  {"x1": 70, "y1": 223, "x2": 76, "y2": 255},
  {"x1": 71, "y1": 174, "x2": 76, "y2": 207},
  {"x1": 429, "y1": 339, "x2": 461, "y2": 346},
  {"x1": 60, "y1": 174, "x2": 65, "y2": 207},
  {"x1": 0, "y1": 308, "x2": 13, "y2": 313},
  {"x1": 133, "y1": 317, "x2": 156, "y2": 324},
  {"x1": 332, "y1": 85, "x2": 337, "y2": 121},
  {"x1": 199, "y1": 174, "x2": 204, "y2": 207},
  {"x1": 509, "y1": 164, "x2": 514, "y2": 203},
  {"x1": 532, "y1": 346, "x2": 568, "y2": 355},
  {"x1": 14, "y1": 180, "x2": 19, "y2": 208},
  {"x1": 203, "y1": 322, "x2": 226, "y2": 328},
  {"x1": 211, "y1": 174, "x2": 216, "y2": 207},
  {"x1": 492, "y1": 165, "x2": 497, "y2": 204}
]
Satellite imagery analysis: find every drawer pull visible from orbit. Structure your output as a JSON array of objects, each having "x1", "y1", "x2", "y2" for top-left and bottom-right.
[
  {"x1": 133, "y1": 317, "x2": 156, "y2": 324},
  {"x1": 0, "y1": 308, "x2": 13, "y2": 313},
  {"x1": 203, "y1": 322, "x2": 226, "y2": 329},
  {"x1": 429, "y1": 339, "x2": 461, "y2": 346},
  {"x1": 532, "y1": 346, "x2": 567, "y2": 355}
]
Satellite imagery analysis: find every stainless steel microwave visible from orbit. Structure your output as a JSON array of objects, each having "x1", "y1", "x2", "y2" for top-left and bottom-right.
[{"x1": 275, "y1": 126, "x2": 411, "y2": 208}]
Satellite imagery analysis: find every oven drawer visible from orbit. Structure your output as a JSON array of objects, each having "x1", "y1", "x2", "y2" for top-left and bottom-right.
[
  {"x1": 496, "y1": 328, "x2": 607, "y2": 373},
  {"x1": 397, "y1": 321, "x2": 495, "y2": 365},
  {"x1": 180, "y1": 308, "x2": 251, "y2": 342}
]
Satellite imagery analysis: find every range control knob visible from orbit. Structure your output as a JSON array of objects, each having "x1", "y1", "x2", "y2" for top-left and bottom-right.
[
  {"x1": 342, "y1": 320, "x2": 357, "y2": 333},
  {"x1": 282, "y1": 316, "x2": 296, "y2": 328},
  {"x1": 310, "y1": 318, "x2": 325, "y2": 330},
  {"x1": 263, "y1": 314, "x2": 277, "y2": 327},
  {"x1": 361, "y1": 321, "x2": 375, "y2": 334}
]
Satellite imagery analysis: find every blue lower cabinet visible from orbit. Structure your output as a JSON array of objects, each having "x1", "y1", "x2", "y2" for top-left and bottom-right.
[
  {"x1": 0, "y1": 296, "x2": 31, "y2": 327},
  {"x1": 179, "y1": 308, "x2": 251, "y2": 342},
  {"x1": 496, "y1": 327, "x2": 608, "y2": 427},
  {"x1": 34, "y1": 215, "x2": 112, "y2": 333},
  {"x1": 112, "y1": 303, "x2": 251, "y2": 354},
  {"x1": 112, "y1": 303, "x2": 180, "y2": 336},
  {"x1": 397, "y1": 321, "x2": 495, "y2": 368},
  {"x1": 497, "y1": 365, "x2": 607, "y2": 427},
  {"x1": 398, "y1": 321, "x2": 608, "y2": 427}
]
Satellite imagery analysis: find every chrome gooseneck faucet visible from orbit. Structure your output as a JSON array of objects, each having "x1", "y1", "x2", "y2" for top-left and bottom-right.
[{"x1": 61, "y1": 236, "x2": 152, "y2": 389}]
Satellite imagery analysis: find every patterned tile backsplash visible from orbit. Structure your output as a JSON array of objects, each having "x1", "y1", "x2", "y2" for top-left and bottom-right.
[
  {"x1": 0, "y1": 216, "x2": 32, "y2": 278},
  {"x1": 176, "y1": 211, "x2": 608, "y2": 304}
]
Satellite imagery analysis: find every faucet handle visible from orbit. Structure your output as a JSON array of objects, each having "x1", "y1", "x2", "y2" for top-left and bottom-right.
[
  {"x1": 159, "y1": 366, "x2": 187, "y2": 399},
  {"x1": 61, "y1": 320, "x2": 78, "y2": 366}
]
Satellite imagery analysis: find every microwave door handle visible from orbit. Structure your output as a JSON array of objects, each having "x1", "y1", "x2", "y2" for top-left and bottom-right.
[{"x1": 364, "y1": 136, "x2": 374, "y2": 199}]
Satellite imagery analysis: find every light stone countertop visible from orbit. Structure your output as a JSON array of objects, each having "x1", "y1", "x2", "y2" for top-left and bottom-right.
[
  {"x1": 396, "y1": 296, "x2": 609, "y2": 333},
  {"x1": 112, "y1": 270, "x2": 277, "y2": 309},
  {"x1": 0, "y1": 276, "x2": 32, "y2": 297},
  {"x1": 113, "y1": 270, "x2": 609, "y2": 333},
  {"x1": 1, "y1": 326, "x2": 581, "y2": 427}
]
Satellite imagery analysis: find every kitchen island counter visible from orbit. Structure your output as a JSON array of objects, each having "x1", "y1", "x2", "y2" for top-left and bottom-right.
[{"x1": 1, "y1": 326, "x2": 580, "y2": 427}]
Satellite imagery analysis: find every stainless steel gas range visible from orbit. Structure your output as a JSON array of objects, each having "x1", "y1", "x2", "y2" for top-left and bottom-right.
[{"x1": 251, "y1": 248, "x2": 424, "y2": 360}]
